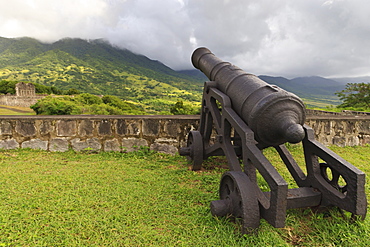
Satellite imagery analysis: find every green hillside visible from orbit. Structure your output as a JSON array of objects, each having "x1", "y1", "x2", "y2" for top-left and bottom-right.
[
  {"x1": 0, "y1": 37, "x2": 203, "y2": 113},
  {"x1": 0, "y1": 36, "x2": 350, "y2": 113},
  {"x1": 259, "y1": 75, "x2": 345, "y2": 108}
]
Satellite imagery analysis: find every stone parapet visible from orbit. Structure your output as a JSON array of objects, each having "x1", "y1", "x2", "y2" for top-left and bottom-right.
[
  {"x1": 306, "y1": 115, "x2": 370, "y2": 147},
  {"x1": 0, "y1": 114, "x2": 369, "y2": 154},
  {"x1": 0, "y1": 115, "x2": 199, "y2": 154}
]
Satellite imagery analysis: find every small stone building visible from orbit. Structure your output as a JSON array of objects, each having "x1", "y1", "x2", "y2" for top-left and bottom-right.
[
  {"x1": 15, "y1": 82, "x2": 36, "y2": 96},
  {"x1": 0, "y1": 82, "x2": 46, "y2": 107}
]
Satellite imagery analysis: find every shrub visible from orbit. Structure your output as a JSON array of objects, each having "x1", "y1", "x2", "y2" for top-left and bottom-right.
[
  {"x1": 170, "y1": 101, "x2": 198, "y2": 115},
  {"x1": 31, "y1": 96, "x2": 81, "y2": 115},
  {"x1": 33, "y1": 83, "x2": 52, "y2": 94},
  {"x1": 86, "y1": 103, "x2": 125, "y2": 115},
  {"x1": 31, "y1": 93, "x2": 146, "y2": 115},
  {"x1": 65, "y1": 88, "x2": 81, "y2": 95},
  {"x1": 0, "y1": 80, "x2": 17, "y2": 94},
  {"x1": 75, "y1": 93, "x2": 103, "y2": 105},
  {"x1": 102, "y1": 95, "x2": 145, "y2": 114}
]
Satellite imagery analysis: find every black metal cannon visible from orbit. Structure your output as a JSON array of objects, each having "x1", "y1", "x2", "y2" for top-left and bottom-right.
[{"x1": 180, "y1": 47, "x2": 367, "y2": 234}]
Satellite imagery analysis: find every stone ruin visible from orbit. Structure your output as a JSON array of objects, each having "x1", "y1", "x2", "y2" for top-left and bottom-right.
[
  {"x1": 15, "y1": 82, "x2": 36, "y2": 96},
  {"x1": 0, "y1": 82, "x2": 45, "y2": 107}
]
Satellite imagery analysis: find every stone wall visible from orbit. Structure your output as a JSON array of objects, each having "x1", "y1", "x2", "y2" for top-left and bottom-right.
[
  {"x1": 0, "y1": 115, "x2": 199, "y2": 154},
  {"x1": 0, "y1": 114, "x2": 369, "y2": 154},
  {"x1": 306, "y1": 115, "x2": 370, "y2": 147},
  {"x1": 0, "y1": 95, "x2": 45, "y2": 107}
]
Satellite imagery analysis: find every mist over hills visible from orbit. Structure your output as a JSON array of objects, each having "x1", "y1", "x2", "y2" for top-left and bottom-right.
[{"x1": 0, "y1": 36, "x2": 362, "y2": 111}]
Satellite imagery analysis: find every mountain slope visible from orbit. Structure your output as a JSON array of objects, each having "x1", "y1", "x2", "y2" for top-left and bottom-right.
[
  {"x1": 259, "y1": 75, "x2": 346, "y2": 107},
  {"x1": 0, "y1": 37, "x2": 203, "y2": 113},
  {"x1": 0, "y1": 36, "x2": 354, "y2": 111}
]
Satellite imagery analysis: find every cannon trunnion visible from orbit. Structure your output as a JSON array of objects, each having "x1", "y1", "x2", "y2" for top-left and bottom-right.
[{"x1": 180, "y1": 47, "x2": 367, "y2": 234}]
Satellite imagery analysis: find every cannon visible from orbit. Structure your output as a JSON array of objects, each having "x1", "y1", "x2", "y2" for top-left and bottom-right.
[{"x1": 180, "y1": 47, "x2": 367, "y2": 234}]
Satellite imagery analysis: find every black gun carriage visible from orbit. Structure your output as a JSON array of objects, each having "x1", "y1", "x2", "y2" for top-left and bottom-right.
[{"x1": 180, "y1": 47, "x2": 367, "y2": 234}]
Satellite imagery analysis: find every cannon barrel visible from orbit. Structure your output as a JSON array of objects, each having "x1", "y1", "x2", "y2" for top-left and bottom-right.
[{"x1": 192, "y1": 47, "x2": 306, "y2": 147}]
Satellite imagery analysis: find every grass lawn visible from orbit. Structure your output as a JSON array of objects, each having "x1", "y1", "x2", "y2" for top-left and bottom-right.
[
  {"x1": 0, "y1": 146, "x2": 369, "y2": 246},
  {"x1": 0, "y1": 105, "x2": 34, "y2": 115}
]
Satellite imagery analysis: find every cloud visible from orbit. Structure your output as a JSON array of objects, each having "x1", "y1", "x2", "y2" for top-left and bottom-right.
[{"x1": 0, "y1": 0, "x2": 370, "y2": 77}]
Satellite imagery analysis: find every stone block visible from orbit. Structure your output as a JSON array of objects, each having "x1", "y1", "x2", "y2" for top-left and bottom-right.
[
  {"x1": 323, "y1": 120, "x2": 332, "y2": 135},
  {"x1": 345, "y1": 121, "x2": 357, "y2": 134},
  {"x1": 358, "y1": 121, "x2": 370, "y2": 135},
  {"x1": 71, "y1": 138, "x2": 102, "y2": 152},
  {"x1": 150, "y1": 143, "x2": 178, "y2": 155},
  {"x1": 22, "y1": 139, "x2": 48, "y2": 150},
  {"x1": 360, "y1": 135, "x2": 370, "y2": 145},
  {"x1": 0, "y1": 139, "x2": 19, "y2": 150},
  {"x1": 0, "y1": 121, "x2": 12, "y2": 135},
  {"x1": 40, "y1": 121, "x2": 53, "y2": 135},
  {"x1": 122, "y1": 138, "x2": 148, "y2": 152},
  {"x1": 15, "y1": 120, "x2": 36, "y2": 137},
  {"x1": 333, "y1": 121, "x2": 344, "y2": 134},
  {"x1": 50, "y1": 138, "x2": 69, "y2": 152},
  {"x1": 104, "y1": 139, "x2": 121, "y2": 152},
  {"x1": 98, "y1": 120, "x2": 112, "y2": 136},
  {"x1": 57, "y1": 120, "x2": 76, "y2": 137},
  {"x1": 332, "y1": 136, "x2": 346, "y2": 147},
  {"x1": 78, "y1": 120, "x2": 94, "y2": 136},
  {"x1": 142, "y1": 119, "x2": 160, "y2": 136},
  {"x1": 117, "y1": 119, "x2": 140, "y2": 136},
  {"x1": 317, "y1": 135, "x2": 331, "y2": 146},
  {"x1": 164, "y1": 120, "x2": 181, "y2": 137},
  {"x1": 347, "y1": 136, "x2": 360, "y2": 146},
  {"x1": 155, "y1": 137, "x2": 178, "y2": 145}
]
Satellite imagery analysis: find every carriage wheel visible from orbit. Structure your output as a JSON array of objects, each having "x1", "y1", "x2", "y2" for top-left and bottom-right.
[
  {"x1": 210, "y1": 171, "x2": 260, "y2": 234},
  {"x1": 187, "y1": 131, "x2": 204, "y2": 171}
]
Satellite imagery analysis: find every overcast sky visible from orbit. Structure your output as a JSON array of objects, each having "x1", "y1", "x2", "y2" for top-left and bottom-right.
[{"x1": 0, "y1": 0, "x2": 369, "y2": 78}]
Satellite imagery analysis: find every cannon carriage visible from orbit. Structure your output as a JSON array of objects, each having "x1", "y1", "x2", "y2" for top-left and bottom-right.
[{"x1": 180, "y1": 47, "x2": 367, "y2": 234}]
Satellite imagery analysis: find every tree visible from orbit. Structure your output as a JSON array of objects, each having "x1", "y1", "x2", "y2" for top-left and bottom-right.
[
  {"x1": 65, "y1": 88, "x2": 80, "y2": 95},
  {"x1": 170, "y1": 101, "x2": 198, "y2": 115},
  {"x1": 0, "y1": 80, "x2": 18, "y2": 94},
  {"x1": 335, "y1": 82, "x2": 370, "y2": 108},
  {"x1": 75, "y1": 93, "x2": 103, "y2": 105}
]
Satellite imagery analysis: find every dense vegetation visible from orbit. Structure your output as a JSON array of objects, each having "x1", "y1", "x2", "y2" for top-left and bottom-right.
[
  {"x1": 335, "y1": 82, "x2": 370, "y2": 110},
  {"x1": 0, "y1": 37, "x2": 203, "y2": 113},
  {"x1": 0, "y1": 80, "x2": 63, "y2": 95},
  {"x1": 170, "y1": 100, "x2": 200, "y2": 115},
  {"x1": 31, "y1": 93, "x2": 145, "y2": 115}
]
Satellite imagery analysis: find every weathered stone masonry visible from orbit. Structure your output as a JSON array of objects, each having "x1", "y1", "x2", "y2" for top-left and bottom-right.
[
  {"x1": 0, "y1": 114, "x2": 369, "y2": 154},
  {"x1": 305, "y1": 115, "x2": 370, "y2": 147},
  {"x1": 0, "y1": 115, "x2": 199, "y2": 154}
]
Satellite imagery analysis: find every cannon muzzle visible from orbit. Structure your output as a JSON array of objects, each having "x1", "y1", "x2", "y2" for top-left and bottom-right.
[{"x1": 192, "y1": 47, "x2": 306, "y2": 147}]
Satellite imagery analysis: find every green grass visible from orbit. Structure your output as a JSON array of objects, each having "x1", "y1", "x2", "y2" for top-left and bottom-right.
[
  {"x1": 302, "y1": 96, "x2": 341, "y2": 109},
  {"x1": 0, "y1": 146, "x2": 369, "y2": 246},
  {"x1": 0, "y1": 105, "x2": 35, "y2": 115}
]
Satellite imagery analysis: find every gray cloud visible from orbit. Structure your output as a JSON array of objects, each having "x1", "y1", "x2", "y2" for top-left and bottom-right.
[{"x1": 0, "y1": 0, "x2": 369, "y2": 78}]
